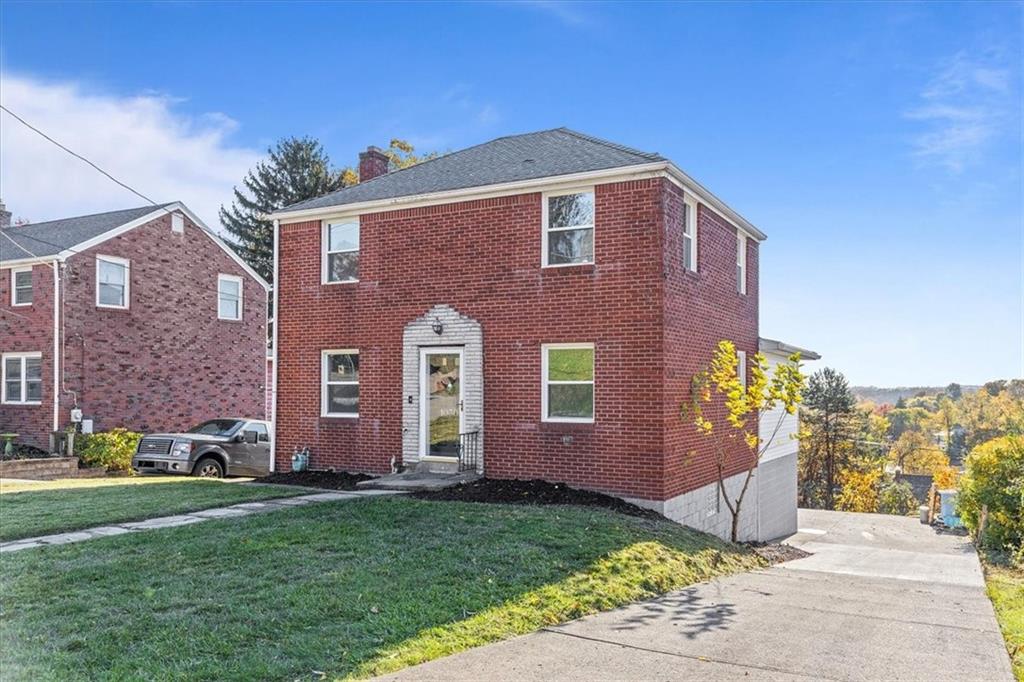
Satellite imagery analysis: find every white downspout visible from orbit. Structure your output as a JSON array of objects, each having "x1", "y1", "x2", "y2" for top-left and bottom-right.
[
  {"x1": 51, "y1": 260, "x2": 60, "y2": 432},
  {"x1": 270, "y1": 219, "x2": 280, "y2": 472}
]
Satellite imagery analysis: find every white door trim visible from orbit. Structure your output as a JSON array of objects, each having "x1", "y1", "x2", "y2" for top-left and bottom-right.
[{"x1": 419, "y1": 346, "x2": 465, "y2": 459}]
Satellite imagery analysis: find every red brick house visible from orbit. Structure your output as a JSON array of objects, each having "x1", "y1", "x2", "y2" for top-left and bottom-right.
[
  {"x1": 0, "y1": 202, "x2": 269, "y2": 449},
  {"x1": 270, "y1": 128, "x2": 804, "y2": 540}
]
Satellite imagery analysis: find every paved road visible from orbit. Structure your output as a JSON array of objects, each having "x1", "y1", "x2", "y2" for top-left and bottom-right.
[{"x1": 385, "y1": 509, "x2": 1012, "y2": 681}]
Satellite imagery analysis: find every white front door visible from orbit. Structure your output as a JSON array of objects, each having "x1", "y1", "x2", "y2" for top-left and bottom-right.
[{"x1": 419, "y1": 347, "x2": 464, "y2": 458}]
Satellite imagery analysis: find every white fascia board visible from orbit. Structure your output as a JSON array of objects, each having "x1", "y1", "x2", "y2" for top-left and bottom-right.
[
  {"x1": 56, "y1": 202, "x2": 271, "y2": 292},
  {"x1": 269, "y1": 161, "x2": 767, "y2": 242},
  {"x1": 0, "y1": 254, "x2": 59, "y2": 269},
  {"x1": 269, "y1": 163, "x2": 670, "y2": 223}
]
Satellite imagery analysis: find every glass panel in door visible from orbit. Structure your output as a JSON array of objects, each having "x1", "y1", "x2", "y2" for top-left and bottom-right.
[{"x1": 426, "y1": 352, "x2": 461, "y2": 457}]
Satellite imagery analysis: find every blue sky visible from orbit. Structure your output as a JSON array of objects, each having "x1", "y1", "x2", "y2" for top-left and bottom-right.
[{"x1": 1, "y1": 1, "x2": 1020, "y2": 386}]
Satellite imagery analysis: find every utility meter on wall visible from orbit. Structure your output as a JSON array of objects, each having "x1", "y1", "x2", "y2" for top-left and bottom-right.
[{"x1": 70, "y1": 408, "x2": 83, "y2": 423}]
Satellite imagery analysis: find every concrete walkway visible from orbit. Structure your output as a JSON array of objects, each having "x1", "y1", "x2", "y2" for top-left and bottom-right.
[
  {"x1": 0, "y1": 488, "x2": 403, "y2": 554},
  {"x1": 384, "y1": 509, "x2": 1013, "y2": 681}
]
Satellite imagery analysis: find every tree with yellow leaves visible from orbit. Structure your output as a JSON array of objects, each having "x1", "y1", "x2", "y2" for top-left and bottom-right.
[
  {"x1": 835, "y1": 465, "x2": 882, "y2": 513},
  {"x1": 686, "y1": 340, "x2": 805, "y2": 542}
]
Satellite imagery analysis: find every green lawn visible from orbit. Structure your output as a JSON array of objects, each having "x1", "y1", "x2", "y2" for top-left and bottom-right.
[
  {"x1": 985, "y1": 560, "x2": 1024, "y2": 681},
  {"x1": 0, "y1": 497, "x2": 764, "y2": 680},
  {"x1": 0, "y1": 477, "x2": 304, "y2": 542}
]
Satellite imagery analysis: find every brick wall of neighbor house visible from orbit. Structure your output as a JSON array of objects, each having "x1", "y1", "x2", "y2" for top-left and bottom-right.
[
  {"x1": 660, "y1": 181, "x2": 759, "y2": 501},
  {"x1": 56, "y1": 212, "x2": 267, "y2": 435},
  {"x1": 0, "y1": 263, "x2": 56, "y2": 448},
  {"x1": 276, "y1": 177, "x2": 757, "y2": 502}
]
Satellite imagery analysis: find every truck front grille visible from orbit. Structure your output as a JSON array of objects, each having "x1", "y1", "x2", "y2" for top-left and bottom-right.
[{"x1": 137, "y1": 437, "x2": 173, "y2": 456}]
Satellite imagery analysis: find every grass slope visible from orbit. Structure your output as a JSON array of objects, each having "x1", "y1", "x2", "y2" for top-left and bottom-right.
[
  {"x1": 0, "y1": 478, "x2": 303, "y2": 542},
  {"x1": 985, "y1": 563, "x2": 1024, "y2": 681},
  {"x1": 0, "y1": 497, "x2": 763, "y2": 680}
]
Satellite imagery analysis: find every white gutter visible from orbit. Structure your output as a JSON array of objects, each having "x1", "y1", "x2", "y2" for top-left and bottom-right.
[
  {"x1": 269, "y1": 219, "x2": 280, "y2": 472},
  {"x1": 52, "y1": 260, "x2": 61, "y2": 431},
  {"x1": 267, "y1": 161, "x2": 767, "y2": 242}
]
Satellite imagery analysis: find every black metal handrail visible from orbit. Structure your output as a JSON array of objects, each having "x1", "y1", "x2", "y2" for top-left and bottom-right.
[{"x1": 457, "y1": 430, "x2": 480, "y2": 472}]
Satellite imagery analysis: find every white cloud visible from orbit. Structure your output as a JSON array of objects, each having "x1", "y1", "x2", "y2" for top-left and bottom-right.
[
  {"x1": 905, "y1": 51, "x2": 1016, "y2": 172},
  {"x1": 0, "y1": 72, "x2": 261, "y2": 231}
]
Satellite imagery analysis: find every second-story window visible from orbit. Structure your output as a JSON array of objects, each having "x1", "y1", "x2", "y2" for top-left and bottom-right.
[
  {"x1": 682, "y1": 197, "x2": 698, "y2": 272},
  {"x1": 218, "y1": 274, "x2": 243, "y2": 320},
  {"x1": 543, "y1": 189, "x2": 594, "y2": 267},
  {"x1": 736, "y1": 232, "x2": 747, "y2": 295},
  {"x1": 11, "y1": 266, "x2": 32, "y2": 306},
  {"x1": 737, "y1": 349, "x2": 747, "y2": 388},
  {"x1": 324, "y1": 219, "x2": 360, "y2": 283},
  {"x1": 96, "y1": 255, "x2": 130, "y2": 309}
]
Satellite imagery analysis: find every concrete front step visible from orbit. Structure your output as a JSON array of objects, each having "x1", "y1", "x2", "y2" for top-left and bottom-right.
[{"x1": 357, "y1": 470, "x2": 480, "y2": 492}]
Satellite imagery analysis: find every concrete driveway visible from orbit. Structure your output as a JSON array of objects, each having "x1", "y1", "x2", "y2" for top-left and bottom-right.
[{"x1": 384, "y1": 509, "x2": 1012, "y2": 681}]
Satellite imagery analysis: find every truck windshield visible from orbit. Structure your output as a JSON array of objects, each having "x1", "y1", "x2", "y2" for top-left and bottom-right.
[{"x1": 188, "y1": 420, "x2": 243, "y2": 437}]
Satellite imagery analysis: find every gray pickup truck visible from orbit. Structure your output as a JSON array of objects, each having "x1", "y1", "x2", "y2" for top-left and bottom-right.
[{"x1": 132, "y1": 418, "x2": 271, "y2": 478}]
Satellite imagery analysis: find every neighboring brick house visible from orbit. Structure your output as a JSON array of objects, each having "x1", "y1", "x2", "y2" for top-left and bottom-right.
[
  {"x1": 270, "y1": 128, "x2": 810, "y2": 540},
  {"x1": 0, "y1": 202, "x2": 269, "y2": 449}
]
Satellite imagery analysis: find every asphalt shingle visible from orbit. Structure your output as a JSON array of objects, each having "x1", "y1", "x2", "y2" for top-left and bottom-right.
[
  {"x1": 282, "y1": 128, "x2": 664, "y2": 213},
  {"x1": 0, "y1": 204, "x2": 171, "y2": 260}
]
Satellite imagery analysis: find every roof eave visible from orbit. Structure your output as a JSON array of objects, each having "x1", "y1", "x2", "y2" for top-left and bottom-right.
[
  {"x1": 759, "y1": 337, "x2": 822, "y2": 361},
  {"x1": 268, "y1": 161, "x2": 767, "y2": 241}
]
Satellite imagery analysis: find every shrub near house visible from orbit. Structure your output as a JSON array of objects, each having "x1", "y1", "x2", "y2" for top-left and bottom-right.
[{"x1": 78, "y1": 429, "x2": 142, "y2": 473}]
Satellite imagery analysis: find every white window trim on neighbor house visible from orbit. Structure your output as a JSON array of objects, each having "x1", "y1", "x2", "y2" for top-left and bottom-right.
[
  {"x1": 171, "y1": 212, "x2": 185, "y2": 233},
  {"x1": 321, "y1": 349, "x2": 359, "y2": 418},
  {"x1": 95, "y1": 254, "x2": 130, "y2": 309},
  {"x1": 683, "y1": 195, "x2": 698, "y2": 272},
  {"x1": 2, "y1": 351, "x2": 43, "y2": 405},
  {"x1": 322, "y1": 218, "x2": 360, "y2": 284},
  {"x1": 737, "y1": 350, "x2": 747, "y2": 389},
  {"x1": 542, "y1": 187, "x2": 595, "y2": 268},
  {"x1": 736, "y1": 231, "x2": 747, "y2": 295},
  {"x1": 11, "y1": 266, "x2": 33, "y2": 306},
  {"x1": 217, "y1": 274, "x2": 244, "y2": 321},
  {"x1": 541, "y1": 342, "x2": 595, "y2": 423}
]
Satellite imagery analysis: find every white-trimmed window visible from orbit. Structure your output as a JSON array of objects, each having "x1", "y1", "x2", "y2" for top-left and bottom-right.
[
  {"x1": 322, "y1": 350, "x2": 359, "y2": 417},
  {"x1": 736, "y1": 232, "x2": 747, "y2": 295},
  {"x1": 323, "y1": 219, "x2": 360, "y2": 283},
  {"x1": 542, "y1": 343, "x2": 594, "y2": 422},
  {"x1": 2, "y1": 352, "x2": 42, "y2": 405},
  {"x1": 171, "y1": 213, "x2": 184, "y2": 233},
  {"x1": 543, "y1": 189, "x2": 594, "y2": 267},
  {"x1": 217, "y1": 274, "x2": 243, "y2": 320},
  {"x1": 737, "y1": 350, "x2": 747, "y2": 389},
  {"x1": 682, "y1": 197, "x2": 698, "y2": 272},
  {"x1": 11, "y1": 266, "x2": 33, "y2": 306},
  {"x1": 96, "y1": 255, "x2": 130, "y2": 309}
]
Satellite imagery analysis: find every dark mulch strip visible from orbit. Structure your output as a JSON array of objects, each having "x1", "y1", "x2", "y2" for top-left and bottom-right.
[
  {"x1": 749, "y1": 542, "x2": 811, "y2": 564},
  {"x1": 412, "y1": 478, "x2": 663, "y2": 520},
  {"x1": 258, "y1": 470, "x2": 376, "y2": 490}
]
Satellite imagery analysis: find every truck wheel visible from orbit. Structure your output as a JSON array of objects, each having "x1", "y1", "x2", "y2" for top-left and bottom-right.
[{"x1": 192, "y1": 458, "x2": 224, "y2": 478}]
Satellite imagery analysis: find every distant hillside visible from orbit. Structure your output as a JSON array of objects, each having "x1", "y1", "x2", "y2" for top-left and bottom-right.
[{"x1": 852, "y1": 385, "x2": 980, "y2": 405}]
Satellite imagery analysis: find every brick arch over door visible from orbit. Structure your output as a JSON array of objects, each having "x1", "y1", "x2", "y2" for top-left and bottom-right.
[{"x1": 401, "y1": 304, "x2": 484, "y2": 472}]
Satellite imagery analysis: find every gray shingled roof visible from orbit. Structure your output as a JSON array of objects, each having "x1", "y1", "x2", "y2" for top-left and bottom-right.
[
  {"x1": 0, "y1": 204, "x2": 171, "y2": 260},
  {"x1": 283, "y1": 128, "x2": 664, "y2": 213}
]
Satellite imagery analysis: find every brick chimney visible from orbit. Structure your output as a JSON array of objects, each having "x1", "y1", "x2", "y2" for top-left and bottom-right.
[
  {"x1": 0, "y1": 200, "x2": 11, "y2": 229},
  {"x1": 358, "y1": 146, "x2": 390, "y2": 182}
]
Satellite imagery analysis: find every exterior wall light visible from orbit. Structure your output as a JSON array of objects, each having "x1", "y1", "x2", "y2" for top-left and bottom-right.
[{"x1": 432, "y1": 317, "x2": 444, "y2": 335}]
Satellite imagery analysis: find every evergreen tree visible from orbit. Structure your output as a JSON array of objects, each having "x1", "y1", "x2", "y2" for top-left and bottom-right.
[
  {"x1": 220, "y1": 137, "x2": 352, "y2": 283},
  {"x1": 800, "y1": 367, "x2": 858, "y2": 509}
]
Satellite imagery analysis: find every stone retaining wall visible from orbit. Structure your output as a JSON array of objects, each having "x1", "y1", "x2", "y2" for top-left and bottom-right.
[{"x1": 0, "y1": 457, "x2": 79, "y2": 480}]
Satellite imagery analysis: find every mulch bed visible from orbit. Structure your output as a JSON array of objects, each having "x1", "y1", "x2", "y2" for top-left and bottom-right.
[
  {"x1": 749, "y1": 542, "x2": 811, "y2": 564},
  {"x1": 258, "y1": 470, "x2": 376, "y2": 491},
  {"x1": 412, "y1": 478, "x2": 664, "y2": 520}
]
